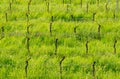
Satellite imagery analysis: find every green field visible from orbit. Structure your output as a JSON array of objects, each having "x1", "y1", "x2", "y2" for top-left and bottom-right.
[{"x1": 1, "y1": 0, "x2": 120, "y2": 79}]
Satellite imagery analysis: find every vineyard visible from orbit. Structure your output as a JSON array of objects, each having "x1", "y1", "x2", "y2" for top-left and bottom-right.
[{"x1": 1, "y1": 0, "x2": 120, "y2": 79}]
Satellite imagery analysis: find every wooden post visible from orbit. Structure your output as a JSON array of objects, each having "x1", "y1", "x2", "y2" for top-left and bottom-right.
[
  {"x1": 28, "y1": 0, "x2": 32, "y2": 14},
  {"x1": 1, "y1": 26, "x2": 5, "y2": 39},
  {"x1": 26, "y1": 25, "x2": 30, "y2": 54},
  {"x1": 26, "y1": 13, "x2": 29, "y2": 24},
  {"x1": 86, "y1": 2, "x2": 89, "y2": 13},
  {"x1": 74, "y1": 27, "x2": 77, "y2": 34},
  {"x1": 9, "y1": 2, "x2": 12, "y2": 13},
  {"x1": 66, "y1": 4, "x2": 69, "y2": 12},
  {"x1": 26, "y1": 1, "x2": 31, "y2": 55},
  {"x1": 71, "y1": 14, "x2": 74, "y2": 21},
  {"x1": 5, "y1": 13, "x2": 8, "y2": 22},
  {"x1": 27, "y1": 37, "x2": 30, "y2": 54},
  {"x1": 51, "y1": 16, "x2": 54, "y2": 22},
  {"x1": 47, "y1": 2, "x2": 50, "y2": 13},
  {"x1": 55, "y1": 38, "x2": 58, "y2": 55},
  {"x1": 25, "y1": 57, "x2": 31, "y2": 77},
  {"x1": 63, "y1": 0, "x2": 64, "y2": 4},
  {"x1": 98, "y1": 24, "x2": 101, "y2": 39},
  {"x1": 93, "y1": 12, "x2": 96, "y2": 21},
  {"x1": 86, "y1": 40, "x2": 89, "y2": 54},
  {"x1": 60, "y1": 56, "x2": 65, "y2": 79},
  {"x1": 92, "y1": 61, "x2": 96, "y2": 79},
  {"x1": 74, "y1": 26, "x2": 78, "y2": 34},
  {"x1": 113, "y1": 11, "x2": 116, "y2": 19},
  {"x1": 50, "y1": 22, "x2": 52, "y2": 36},
  {"x1": 80, "y1": 0, "x2": 82, "y2": 8},
  {"x1": 114, "y1": 39, "x2": 117, "y2": 54},
  {"x1": 27, "y1": 25, "x2": 30, "y2": 34},
  {"x1": 105, "y1": 3, "x2": 108, "y2": 12}
]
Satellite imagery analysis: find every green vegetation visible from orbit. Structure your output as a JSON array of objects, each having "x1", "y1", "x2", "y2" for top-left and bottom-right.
[{"x1": 1, "y1": 0, "x2": 120, "y2": 79}]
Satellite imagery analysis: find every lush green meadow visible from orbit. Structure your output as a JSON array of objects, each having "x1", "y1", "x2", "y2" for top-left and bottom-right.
[{"x1": 1, "y1": 0, "x2": 120, "y2": 79}]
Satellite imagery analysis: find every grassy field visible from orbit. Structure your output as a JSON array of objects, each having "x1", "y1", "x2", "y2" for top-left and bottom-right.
[{"x1": 1, "y1": 0, "x2": 120, "y2": 79}]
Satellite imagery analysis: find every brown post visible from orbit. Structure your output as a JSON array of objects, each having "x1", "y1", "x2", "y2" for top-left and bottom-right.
[
  {"x1": 105, "y1": 3, "x2": 108, "y2": 12},
  {"x1": 60, "y1": 56, "x2": 65, "y2": 79},
  {"x1": 86, "y1": 40, "x2": 89, "y2": 54},
  {"x1": 27, "y1": 25, "x2": 30, "y2": 34},
  {"x1": 27, "y1": 37, "x2": 30, "y2": 54},
  {"x1": 93, "y1": 13, "x2": 96, "y2": 21},
  {"x1": 80, "y1": 0, "x2": 82, "y2": 8},
  {"x1": 28, "y1": 0, "x2": 32, "y2": 14},
  {"x1": 51, "y1": 16, "x2": 54, "y2": 22},
  {"x1": 47, "y1": 2, "x2": 50, "y2": 13},
  {"x1": 66, "y1": 4, "x2": 69, "y2": 12},
  {"x1": 63, "y1": 0, "x2": 64, "y2": 4},
  {"x1": 86, "y1": 3, "x2": 89, "y2": 13},
  {"x1": 26, "y1": 13, "x2": 29, "y2": 24},
  {"x1": 50, "y1": 22, "x2": 52, "y2": 36},
  {"x1": 5, "y1": 13, "x2": 8, "y2": 22},
  {"x1": 113, "y1": 11, "x2": 116, "y2": 19},
  {"x1": 114, "y1": 39, "x2": 117, "y2": 54},
  {"x1": 25, "y1": 57, "x2": 31, "y2": 77},
  {"x1": 71, "y1": 14, "x2": 74, "y2": 21},
  {"x1": 74, "y1": 26, "x2": 77, "y2": 34},
  {"x1": 26, "y1": 25, "x2": 31, "y2": 54},
  {"x1": 1, "y1": 26, "x2": 5, "y2": 39},
  {"x1": 55, "y1": 38, "x2": 58, "y2": 55},
  {"x1": 9, "y1": 2, "x2": 12, "y2": 13},
  {"x1": 98, "y1": 24, "x2": 101, "y2": 39},
  {"x1": 92, "y1": 61, "x2": 96, "y2": 79}
]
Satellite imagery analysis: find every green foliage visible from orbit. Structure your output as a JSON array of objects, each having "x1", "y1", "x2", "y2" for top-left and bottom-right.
[{"x1": 0, "y1": 0, "x2": 120, "y2": 79}]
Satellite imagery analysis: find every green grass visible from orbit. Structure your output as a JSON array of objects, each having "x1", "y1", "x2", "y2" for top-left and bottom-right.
[{"x1": 1, "y1": 0, "x2": 120, "y2": 79}]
